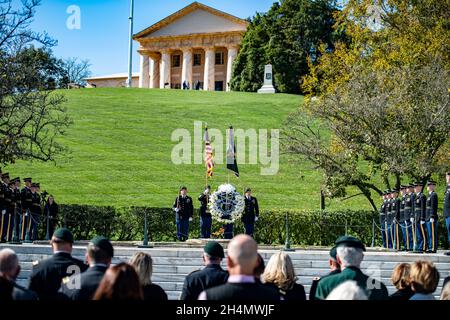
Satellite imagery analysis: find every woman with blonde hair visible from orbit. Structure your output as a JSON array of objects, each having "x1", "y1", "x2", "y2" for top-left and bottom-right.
[
  {"x1": 129, "y1": 252, "x2": 167, "y2": 301},
  {"x1": 409, "y1": 260, "x2": 440, "y2": 300},
  {"x1": 389, "y1": 263, "x2": 414, "y2": 300},
  {"x1": 262, "y1": 251, "x2": 305, "y2": 300}
]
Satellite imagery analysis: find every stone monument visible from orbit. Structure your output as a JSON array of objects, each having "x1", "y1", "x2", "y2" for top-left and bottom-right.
[{"x1": 257, "y1": 64, "x2": 276, "y2": 94}]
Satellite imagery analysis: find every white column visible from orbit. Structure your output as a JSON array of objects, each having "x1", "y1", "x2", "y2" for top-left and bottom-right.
[
  {"x1": 181, "y1": 48, "x2": 193, "y2": 89},
  {"x1": 226, "y1": 46, "x2": 238, "y2": 92},
  {"x1": 159, "y1": 50, "x2": 171, "y2": 89},
  {"x1": 139, "y1": 54, "x2": 149, "y2": 88},
  {"x1": 203, "y1": 47, "x2": 215, "y2": 91},
  {"x1": 150, "y1": 57, "x2": 160, "y2": 88}
]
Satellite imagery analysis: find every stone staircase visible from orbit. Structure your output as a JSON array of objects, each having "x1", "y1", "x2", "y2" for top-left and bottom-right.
[{"x1": 1, "y1": 244, "x2": 449, "y2": 300}]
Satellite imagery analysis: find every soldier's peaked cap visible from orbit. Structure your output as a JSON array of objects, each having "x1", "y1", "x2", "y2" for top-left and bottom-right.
[
  {"x1": 335, "y1": 236, "x2": 366, "y2": 251},
  {"x1": 427, "y1": 181, "x2": 436, "y2": 185},
  {"x1": 400, "y1": 185, "x2": 408, "y2": 189},
  {"x1": 204, "y1": 241, "x2": 224, "y2": 259},
  {"x1": 180, "y1": 186, "x2": 187, "y2": 191},
  {"x1": 23, "y1": 177, "x2": 32, "y2": 182},
  {"x1": 90, "y1": 236, "x2": 114, "y2": 258},
  {"x1": 53, "y1": 228, "x2": 74, "y2": 243},
  {"x1": 245, "y1": 188, "x2": 251, "y2": 193},
  {"x1": 2, "y1": 172, "x2": 9, "y2": 178}
]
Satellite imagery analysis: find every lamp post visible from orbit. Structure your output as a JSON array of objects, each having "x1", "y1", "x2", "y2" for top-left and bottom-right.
[
  {"x1": 283, "y1": 212, "x2": 294, "y2": 251},
  {"x1": 126, "y1": 0, "x2": 134, "y2": 88},
  {"x1": 138, "y1": 209, "x2": 153, "y2": 248}
]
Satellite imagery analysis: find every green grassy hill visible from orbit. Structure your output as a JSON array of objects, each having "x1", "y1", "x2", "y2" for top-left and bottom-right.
[{"x1": 5, "y1": 88, "x2": 375, "y2": 210}]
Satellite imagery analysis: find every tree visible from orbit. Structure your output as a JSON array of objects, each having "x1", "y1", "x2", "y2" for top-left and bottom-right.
[
  {"x1": 231, "y1": 0, "x2": 343, "y2": 94},
  {"x1": 60, "y1": 57, "x2": 91, "y2": 87},
  {"x1": 283, "y1": 0, "x2": 450, "y2": 210},
  {"x1": 0, "y1": 0, "x2": 71, "y2": 164}
]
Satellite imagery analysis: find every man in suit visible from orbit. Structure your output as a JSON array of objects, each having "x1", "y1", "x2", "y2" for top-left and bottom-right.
[
  {"x1": 425, "y1": 181, "x2": 438, "y2": 253},
  {"x1": 173, "y1": 186, "x2": 193, "y2": 241},
  {"x1": 180, "y1": 241, "x2": 228, "y2": 301},
  {"x1": 444, "y1": 172, "x2": 450, "y2": 256},
  {"x1": 315, "y1": 236, "x2": 388, "y2": 300},
  {"x1": 198, "y1": 185, "x2": 212, "y2": 238},
  {"x1": 198, "y1": 234, "x2": 279, "y2": 301},
  {"x1": 28, "y1": 228, "x2": 87, "y2": 300},
  {"x1": 60, "y1": 236, "x2": 113, "y2": 300},
  {"x1": 309, "y1": 246, "x2": 341, "y2": 300},
  {"x1": 242, "y1": 188, "x2": 259, "y2": 237},
  {"x1": 0, "y1": 248, "x2": 38, "y2": 300}
]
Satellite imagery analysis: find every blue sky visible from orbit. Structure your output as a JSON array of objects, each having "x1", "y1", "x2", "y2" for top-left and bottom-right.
[{"x1": 27, "y1": 0, "x2": 277, "y2": 76}]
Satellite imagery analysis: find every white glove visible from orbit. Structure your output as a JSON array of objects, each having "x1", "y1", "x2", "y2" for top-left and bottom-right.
[
  {"x1": 420, "y1": 220, "x2": 425, "y2": 225},
  {"x1": 1, "y1": 210, "x2": 5, "y2": 215},
  {"x1": 173, "y1": 208, "x2": 179, "y2": 213},
  {"x1": 430, "y1": 218, "x2": 434, "y2": 223},
  {"x1": 189, "y1": 217, "x2": 193, "y2": 222},
  {"x1": 254, "y1": 216, "x2": 259, "y2": 222},
  {"x1": 410, "y1": 218, "x2": 414, "y2": 223}
]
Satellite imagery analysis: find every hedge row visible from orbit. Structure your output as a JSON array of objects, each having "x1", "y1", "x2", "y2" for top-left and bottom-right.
[{"x1": 37, "y1": 205, "x2": 450, "y2": 248}]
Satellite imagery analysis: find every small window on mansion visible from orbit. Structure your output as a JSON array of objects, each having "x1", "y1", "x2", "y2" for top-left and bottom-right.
[
  {"x1": 193, "y1": 53, "x2": 202, "y2": 66},
  {"x1": 172, "y1": 55, "x2": 181, "y2": 67},
  {"x1": 215, "y1": 52, "x2": 224, "y2": 65}
]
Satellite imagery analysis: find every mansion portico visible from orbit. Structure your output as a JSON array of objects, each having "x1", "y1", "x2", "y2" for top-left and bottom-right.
[{"x1": 132, "y1": 2, "x2": 248, "y2": 92}]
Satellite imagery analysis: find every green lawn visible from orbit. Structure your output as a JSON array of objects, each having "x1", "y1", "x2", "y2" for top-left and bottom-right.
[{"x1": 5, "y1": 88, "x2": 375, "y2": 210}]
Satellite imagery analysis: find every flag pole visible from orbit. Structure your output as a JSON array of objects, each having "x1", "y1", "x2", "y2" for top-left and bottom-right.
[{"x1": 126, "y1": 0, "x2": 134, "y2": 88}]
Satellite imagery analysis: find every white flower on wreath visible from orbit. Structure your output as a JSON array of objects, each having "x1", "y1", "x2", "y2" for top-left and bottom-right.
[{"x1": 208, "y1": 184, "x2": 245, "y2": 224}]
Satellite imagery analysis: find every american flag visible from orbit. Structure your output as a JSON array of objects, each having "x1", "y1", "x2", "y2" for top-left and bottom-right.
[{"x1": 204, "y1": 125, "x2": 214, "y2": 177}]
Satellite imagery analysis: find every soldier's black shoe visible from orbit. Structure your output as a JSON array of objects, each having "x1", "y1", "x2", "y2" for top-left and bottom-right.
[{"x1": 445, "y1": 251, "x2": 450, "y2": 256}]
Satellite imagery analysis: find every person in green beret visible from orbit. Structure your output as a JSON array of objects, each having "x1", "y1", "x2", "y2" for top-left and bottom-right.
[
  {"x1": 60, "y1": 236, "x2": 114, "y2": 300},
  {"x1": 315, "y1": 236, "x2": 388, "y2": 300},
  {"x1": 309, "y1": 246, "x2": 341, "y2": 300},
  {"x1": 28, "y1": 228, "x2": 87, "y2": 300}
]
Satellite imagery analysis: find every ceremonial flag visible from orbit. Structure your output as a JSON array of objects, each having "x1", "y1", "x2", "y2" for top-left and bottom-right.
[
  {"x1": 226, "y1": 126, "x2": 239, "y2": 177},
  {"x1": 204, "y1": 125, "x2": 214, "y2": 177}
]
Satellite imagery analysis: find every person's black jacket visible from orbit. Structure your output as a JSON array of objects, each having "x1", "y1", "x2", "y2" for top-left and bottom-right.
[
  {"x1": 44, "y1": 201, "x2": 59, "y2": 220},
  {"x1": 389, "y1": 286, "x2": 415, "y2": 301},
  {"x1": 204, "y1": 281, "x2": 279, "y2": 301},
  {"x1": 12, "y1": 282, "x2": 38, "y2": 300},
  {"x1": 265, "y1": 282, "x2": 306, "y2": 301},
  {"x1": 60, "y1": 265, "x2": 107, "y2": 300},
  {"x1": 28, "y1": 252, "x2": 88, "y2": 300},
  {"x1": 180, "y1": 264, "x2": 228, "y2": 301},
  {"x1": 142, "y1": 283, "x2": 168, "y2": 301}
]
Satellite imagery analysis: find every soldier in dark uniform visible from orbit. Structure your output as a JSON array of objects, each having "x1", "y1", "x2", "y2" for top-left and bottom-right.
[
  {"x1": 315, "y1": 236, "x2": 388, "y2": 300},
  {"x1": 444, "y1": 172, "x2": 450, "y2": 256},
  {"x1": 180, "y1": 241, "x2": 228, "y2": 301},
  {"x1": 242, "y1": 188, "x2": 259, "y2": 237},
  {"x1": 404, "y1": 184, "x2": 414, "y2": 251},
  {"x1": 4, "y1": 181, "x2": 16, "y2": 242},
  {"x1": 425, "y1": 181, "x2": 438, "y2": 253},
  {"x1": 28, "y1": 183, "x2": 42, "y2": 241},
  {"x1": 385, "y1": 190, "x2": 393, "y2": 249},
  {"x1": 198, "y1": 186, "x2": 212, "y2": 238},
  {"x1": 379, "y1": 192, "x2": 388, "y2": 248},
  {"x1": 11, "y1": 178, "x2": 22, "y2": 242},
  {"x1": 20, "y1": 178, "x2": 33, "y2": 241},
  {"x1": 391, "y1": 189, "x2": 401, "y2": 251},
  {"x1": 399, "y1": 185, "x2": 410, "y2": 251},
  {"x1": 309, "y1": 246, "x2": 341, "y2": 300},
  {"x1": 413, "y1": 182, "x2": 427, "y2": 253},
  {"x1": 60, "y1": 236, "x2": 113, "y2": 300},
  {"x1": 0, "y1": 173, "x2": 12, "y2": 243},
  {"x1": 172, "y1": 186, "x2": 193, "y2": 241},
  {"x1": 28, "y1": 228, "x2": 87, "y2": 300}
]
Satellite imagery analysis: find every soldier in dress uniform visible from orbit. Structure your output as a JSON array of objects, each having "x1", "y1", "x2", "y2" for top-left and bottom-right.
[
  {"x1": 385, "y1": 190, "x2": 393, "y2": 249},
  {"x1": 391, "y1": 189, "x2": 401, "y2": 251},
  {"x1": 4, "y1": 180, "x2": 16, "y2": 242},
  {"x1": 444, "y1": 172, "x2": 450, "y2": 256},
  {"x1": 0, "y1": 173, "x2": 12, "y2": 243},
  {"x1": 12, "y1": 178, "x2": 21, "y2": 242},
  {"x1": 404, "y1": 184, "x2": 414, "y2": 251},
  {"x1": 172, "y1": 186, "x2": 193, "y2": 241},
  {"x1": 379, "y1": 192, "x2": 388, "y2": 248},
  {"x1": 413, "y1": 182, "x2": 427, "y2": 253},
  {"x1": 20, "y1": 178, "x2": 33, "y2": 241},
  {"x1": 28, "y1": 228, "x2": 87, "y2": 300},
  {"x1": 198, "y1": 185, "x2": 212, "y2": 238},
  {"x1": 180, "y1": 241, "x2": 228, "y2": 301},
  {"x1": 309, "y1": 246, "x2": 341, "y2": 300},
  {"x1": 28, "y1": 183, "x2": 42, "y2": 241},
  {"x1": 242, "y1": 188, "x2": 259, "y2": 237},
  {"x1": 425, "y1": 181, "x2": 438, "y2": 253},
  {"x1": 399, "y1": 185, "x2": 409, "y2": 251}
]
